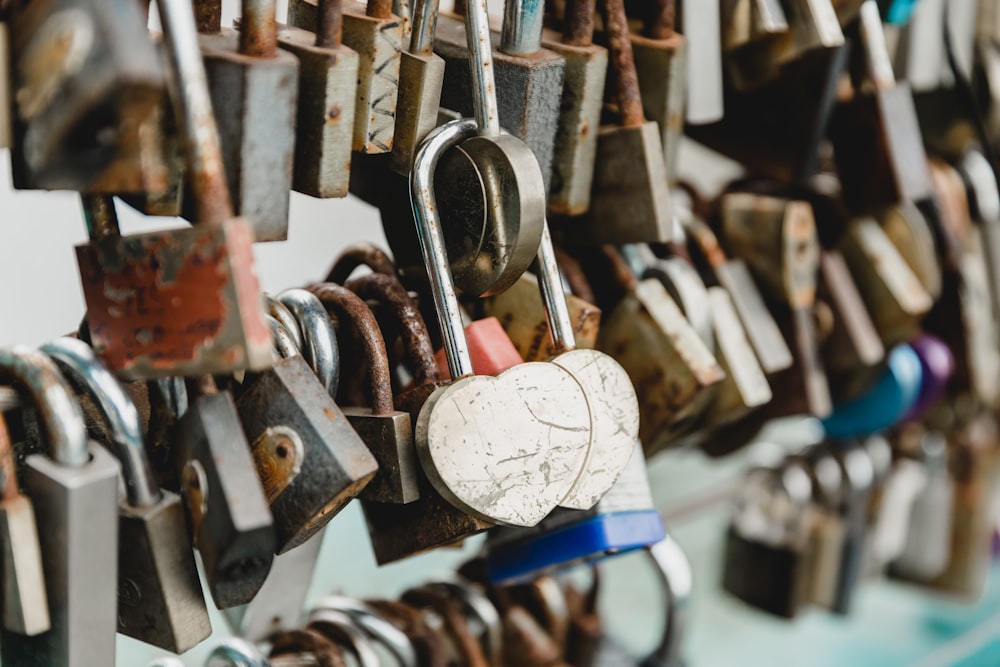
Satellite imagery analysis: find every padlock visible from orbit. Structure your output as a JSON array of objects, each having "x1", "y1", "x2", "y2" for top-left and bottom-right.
[
  {"x1": 721, "y1": 0, "x2": 788, "y2": 52},
  {"x1": 799, "y1": 450, "x2": 848, "y2": 609},
  {"x1": 0, "y1": 414, "x2": 48, "y2": 637},
  {"x1": 629, "y1": 0, "x2": 686, "y2": 179},
  {"x1": 957, "y1": 147, "x2": 1000, "y2": 328},
  {"x1": 410, "y1": 117, "x2": 592, "y2": 527},
  {"x1": 829, "y1": 1, "x2": 933, "y2": 213},
  {"x1": 678, "y1": 0, "x2": 724, "y2": 124},
  {"x1": 637, "y1": 245, "x2": 715, "y2": 351},
  {"x1": 570, "y1": 0, "x2": 671, "y2": 244},
  {"x1": 0, "y1": 346, "x2": 120, "y2": 667},
  {"x1": 541, "y1": 0, "x2": 608, "y2": 215},
  {"x1": 289, "y1": 0, "x2": 403, "y2": 154},
  {"x1": 307, "y1": 282, "x2": 416, "y2": 505},
  {"x1": 278, "y1": 0, "x2": 360, "y2": 199},
  {"x1": 828, "y1": 441, "x2": 875, "y2": 614},
  {"x1": 720, "y1": 192, "x2": 833, "y2": 417},
  {"x1": 390, "y1": 0, "x2": 446, "y2": 172},
  {"x1": 269, "y1": 627, "x2": 349, "y2": 665},
  {"x1": 40, "y1": 338, "x2": 211, "y2": 653},
  {"x1": 175, "y1": 376, "x2": 275, "y2": 608},
  {"x1": 595, "y1": 247, "x2": 725, "y2": 456},
  {"x1": 838, "y1": 218, "x2": 933, "y2": 349},
  {"x1": 486, "y1": 441, "x2": 665, "y2": 584},
  {"x1": 900, "y1": 334, "x2": 953, "y2": 422},
  {"x1": 309, "y1": 596, "x2": 419, "y2": 667},
  {"x1": 193, "y1": 0, "x2": 299, "y2": 241},
  {"x1": 433, "y1": 0, "x2": 565, "y2": 189},
  {"x1": 206, "y1": 637, "x2": 271, "y2": 666},
  {"x1": 327, "y1": 243, "x2": 401, "y2": 284},
  {"x1": 236, "y1": 289, "x2": 378, "y2": 553},
  {"x1": 722, "y1": 462, "x2": 815, "y2": 618},
  {"x1": 880, "y1": 203, "x2": 943, "y2": 301},
  {"x1": 8, "y1": 0, "x2": 166, "y2": 190},
  {"x1": 75, "y1": 0, "x2": 273, "y2": 380},
  {"x1": 432, "y1": 316, "x2": 526, "y2": 381}
]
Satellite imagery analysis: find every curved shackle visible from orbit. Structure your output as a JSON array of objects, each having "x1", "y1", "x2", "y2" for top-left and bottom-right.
[
  {"x1": 266, "y1": 316, "x2": 301, "y2": 361},
  {"x1": 534, "y1": 223, "x2": 582, "y2": 354},
  {"x1": 0, "y1": 345, "x2": 88, "y2": 468},
  {"x1": 643, "y1": 533, "x2": 693, "y2": 667},
  {"x1": 205, "y1": 637, "x2": 270, "y2": 667},
  {"x1": 265, "y1": 294, "x2": 305, "y2": 353},
  {"x1": 426, "y1": 579, "x2": 503, "y2": 667},
  {"x1": 464, "y1": 0, "x2": 500, "y2": 136},
  {"x1": 345, "y1": 272, "x2": 442, "y2": 388},
  {"x1": 307, "y1": 283, "x2": 395, "y2": 416},
  {"x1": 308, "y1": 608, "x2": 382, "y2": 667},
  {"x1": 409, "y1": 0, "x2": 440, "y2": 54},
  {"x1": 40, "y1": 338, "x2": 161, "y2": 508},
  {"x1": 277, "y1": 289, "x2": 340, "y2": 397},
  {"x1": 326, "y1": 243, "x2": 399, "y2": 285},
  {"x1": 309, "y1": 596, "x2": 418, "y2": 667}
]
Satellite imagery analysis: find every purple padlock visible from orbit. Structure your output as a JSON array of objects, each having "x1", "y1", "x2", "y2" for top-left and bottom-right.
[{"x1": 902, "y1": 334, "x2": 954, "y2": 422}]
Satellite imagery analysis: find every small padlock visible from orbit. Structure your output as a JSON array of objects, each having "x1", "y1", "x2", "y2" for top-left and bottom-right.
[
  {"x1": 289, "y1": 0, "x2": 403, "y2": 154},
  {"x1": 678, "y1": 0, "x2": 724, "y2": 124},
  {"x1": 194, "y1": 0, "x2": 299, "y2": 241},
  {"x1": 0, "y1": 347, "x2": 120, "y2": 667},
  {"x1": 236, "y1": 289, "x2": 378, "y2": 553},
  {"x1": 572, "y1": 0, "x2": 672, "y2": 244},
  {"x1": 541, "y1": 0, "x2": 608, "y2": 215},
  {"x1": 278, "y1": 0, "x2": 360, "y2": 199},
  {"x1": 40, "y1": 338, "x2": 211, "y2": 653},
  {"x1": 75, "y1": 0, "x2": 273, "y2": 380},
  {"x1": 307, "y1": 282, "x2": 415, "y2": 505},
  {"x1": 175, "y1": 376, "x2": 275, "y2": 608}
]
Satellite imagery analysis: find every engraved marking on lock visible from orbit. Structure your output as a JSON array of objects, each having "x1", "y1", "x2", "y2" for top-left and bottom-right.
[
  {"x1": 118, "y1": 577, "x2": 142, "y2": 608},
  {"x1": 368, "y1": 24, "x2": 402, "y2": 151},
  {"x1": 182, "y1": 460, "x2": 209, "y2": 540},
  {"x1": 251, "y1": 425, "x2": 305, "y2": 504},
  {"x1": 16, "y1": 9, "x2": 95, "y2": 121}
]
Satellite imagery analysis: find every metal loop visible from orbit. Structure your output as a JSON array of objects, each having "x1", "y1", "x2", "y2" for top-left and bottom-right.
[
  {"x1": 310, "y1": 596, "x2": 418, "y2": 667},
  {"x1": 205, "y1": 637, "x2": 270, "y2": 667},
  {"x1": 278, "y1": 289, "x2": 340, "y2": 397}
]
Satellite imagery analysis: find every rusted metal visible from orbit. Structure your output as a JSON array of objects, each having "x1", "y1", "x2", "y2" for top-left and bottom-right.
[
  {"x1": 646, "y1": 0, "x2": 675, "y2": 38},
  {"x1": 80, "y1": 194, "x2": 121, "y2": 242},
  {"x1": 195, "y1": 0, "x2": 223, "y2": 33},
  {"x1": 0, "y1": 413, "x2": 18, "y2": 502},
  {"x1": 563, "y1": 0, "x2": 596, "y2": 46},
  {"x1": 554, "y1": 247, "x2": 596, "y2": 304},
  {"x1": 602, "y1": 0, "x2": 644, "y2": 127},
  {"x1": 317, "y1": 0, "x2": 345, "y2": 47},
  {"x1": 367, "y1": 0, "x2": 393, "y2": 18},
  {"x1": 364, "y1": 600, "x2": 449, "y2": 667},
  {"x1": 240, "y1": 0, "x2": 279, "y2": 57},
  {"x1": 401, "y1": 587, "x2": 490, "y2": 667},
  {"x1": 326, "y1": 244, "x2": 399, "y2": 284},
  {"x1": 270, "y1": 628, "x2": 347, "y2": 667}
]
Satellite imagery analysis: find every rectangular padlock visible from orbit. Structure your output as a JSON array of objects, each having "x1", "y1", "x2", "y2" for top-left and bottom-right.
[
  {"x1": 541, "y1": 0, "x2": 608, "y2": 215},
  {"x1": 195, "y1": 0, "x2": 299, "y2": 242},
  {"x1": 278, "y1": 0, "x2": 360, "y2": 198},
  {"x1": 289, "y1": 0, "x2": 404, "y2": 154},
  {"x1": 678, "y1": 0, "x2": 724, "y2": 123}
]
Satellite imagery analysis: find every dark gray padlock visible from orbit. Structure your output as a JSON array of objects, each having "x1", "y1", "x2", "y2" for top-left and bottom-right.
[
  {"x1": 40, "y1": 338, "x2": 211, "y2": 654},
  {"x1": 195, "y1": 0, "x2": 299, "y2": 241},
  {"x1": 175, "y1": 376, "x2": 275, "y2": 609},
  {"x1": 0, "y1": 346, "x2": 120, "y2": 667},
  {"x1": 236, "y1": 288, "x2": 378, "y2": 554}
]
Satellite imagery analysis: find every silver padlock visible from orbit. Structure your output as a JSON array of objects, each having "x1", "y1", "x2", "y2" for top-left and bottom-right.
[{"x1": 0, "y1": 346, "x2": 120, "y2": 667}]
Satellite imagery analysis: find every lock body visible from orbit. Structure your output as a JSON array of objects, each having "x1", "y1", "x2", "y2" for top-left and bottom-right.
[{"x1": 391, "y1": 49, "x2": 447, "y2": 173}]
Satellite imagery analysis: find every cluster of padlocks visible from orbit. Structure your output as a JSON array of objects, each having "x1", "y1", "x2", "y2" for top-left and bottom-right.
[{"x1": 4, "y1": 0, "x2": 1000, "y2": 663}]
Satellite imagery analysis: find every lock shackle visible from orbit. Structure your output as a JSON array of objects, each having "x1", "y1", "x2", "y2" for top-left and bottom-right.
[
  {"x1": 81, "y1": 194, "x2": 121, "y2": 242},
  {"x1": 644, "y1": 532, "x2": 692, "y2": 667},
  {"x1": 345, "y1": 273, "x2": 442, "y2": 387},
  {"x1": 326, "y1": 243, "x2": 399, "y2": 285},
  {"x1": 563, "y1": 0, "x2": 597, "y2": 47},
  {"x1": 501, "y1": 0, "x2": 545, "y2": 56},
  {"x1": 316, "y1": 0, "x2": 346, "y2": 48},
  {"x1": 0, "y1": 346, "x2": 88, "y2": 468},
  {"x1": 855, "y1": 1, "x2": 895, "y2": 91},
  {"x1": 0, "y1": 414, "x2": 20, "y2": 501},
  {"x1": 267, "y1": 316, "x2": 301, "y2": 360},
  {"x1": 309, "y1": 596, "x2": 418, "y2": 667},
  {"x1": 40, "y1": 338, "x2": 162, "y2": 508},
  {"x1": 265, "y1": 294, "x2": 305, "y2": 353},
  {"x1": 240, "y1": 0, "x2": 279, "y2": 58},
  {"x1": 801, "y1": 449, "x2": 844, "y2": 509},
  {"x1": 410, "y1": 0, "x2": 440, "y2": 54},
  {"x1": 159, "y1": 0, "x2": 236, "y2": 224},
  {"x1": 270, "y1": 628, "x2": 345, "y2": 664},
  {"x1": 464, "y1": 0, "x2": 501, "y2": 136},
  {"x1": 425, "y1": 579, "x2": 502, "y2": 666},
  {"x1": 368, "y1": 0, "x2": 394, "y2": 19},
  {"x1": 681, "y1": 215, "x2": 729, "y2": 270},
  {"x1": 278, "y1": 289, "x2": 340, "y2": 397},
  {"x1": 601, "y1": 245, "x2": 640, "y2": 292},
  {"x1": 206, "y1": 637, "x2": 270, "y2": 667},
  {"x1": 600, "y1": 0, "x2": 645, "y2": 127},
  {"x1": 309, "y1": 609, "x2": 383, "y2": 667},
  {"x1": 645, "y1": 0, "x2": 676, "y2": 39},
  {"x1": 411, "y1": 118, "x2": 481, "y2": 377},
  {"x1": 195, "y1": 0, "x2": 224, "y2": 32},
  {"x1": 958, "y1": 148, "x2": 1000, "y2": 225},
  {"x1": 309, "y1": 283, "x2": 395, "y2": 416},
  {"x1": 534, "y1": 223, "x2": 580, "y2": 353}
]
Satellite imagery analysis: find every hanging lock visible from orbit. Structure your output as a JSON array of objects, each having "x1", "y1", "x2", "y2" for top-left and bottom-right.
[
  {"x1": 411, "y1": 118, "x2": 593, "y2": 527},
  {"x1": 307, "y1": 283, "x2": 415, "y2": 505},
  {"x1": 8, "y1": 0, "x2": 165, "y2": 191},
  {"x1": 721, "y1": 0, "x2": 788, "y2": 53},
  {"x1": 0, "y1": 347, "x2": 120, "y2": 667},
  {"x1": 541, "y1": 0, "x2": 608, "y2": 216},
  {"x1": 75, "y1": 0, "x2": 273, "y2": 380},
  {"x1": 278, "y1": 0, "x2": 360, "y2": 199},
  {"x1": 41, "y1": 338, "x2": 211, "y2": 653},
  {"x1": 237, "y1": 289, "x2": 377, "y2": 553},
  {"x1": 289, "y1": 0, "x2": 404, "y2": 154}
]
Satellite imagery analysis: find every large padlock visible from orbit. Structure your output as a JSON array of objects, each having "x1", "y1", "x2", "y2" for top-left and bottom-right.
[
  {"x1": 175, "y1": 376, "x2": 275, "y2": 608},
  {"x1": 307, "y1": 282, "x2": 415, "y2": 505},
  {"x1": 40, "y1": 338, "x2": 211, "y2": 653},
  {"x1": 193, "y1": 0, "x2": 299, "y2": 241},
  {"x1": 75, "y1": 0, "x2": 273, "y2": 379},
  {"x1": 0, "y1": 347, "x2": 120, "y2": 667},
  {"x1": 289, "y1": 0, "x2": 404, "y2": 154},
  {"x1": 236, "y1": 289, "x2": 378, "y2": 553},
  {"x1": 278, "y1": 0, "x2": 360, "y2": 199},
  {"x1": 8, "y1": 0, "x2": 165, "y2": 190}
]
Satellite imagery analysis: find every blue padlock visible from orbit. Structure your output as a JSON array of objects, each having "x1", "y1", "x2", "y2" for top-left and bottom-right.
[
  {"x1": 485, "y1": 442, "x2": 665, "y2": 585},
  {"x1": 822, "y1": 344, "x2": 923, "y2": 438},
  {"x1": 880, "y1": 0, "x2": 920, "y2": 25}
]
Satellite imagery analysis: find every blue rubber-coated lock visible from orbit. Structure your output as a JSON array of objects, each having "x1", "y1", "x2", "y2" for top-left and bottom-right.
[{"x1": 822, "y1": 344, "x2": 923, "y2": 438}]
